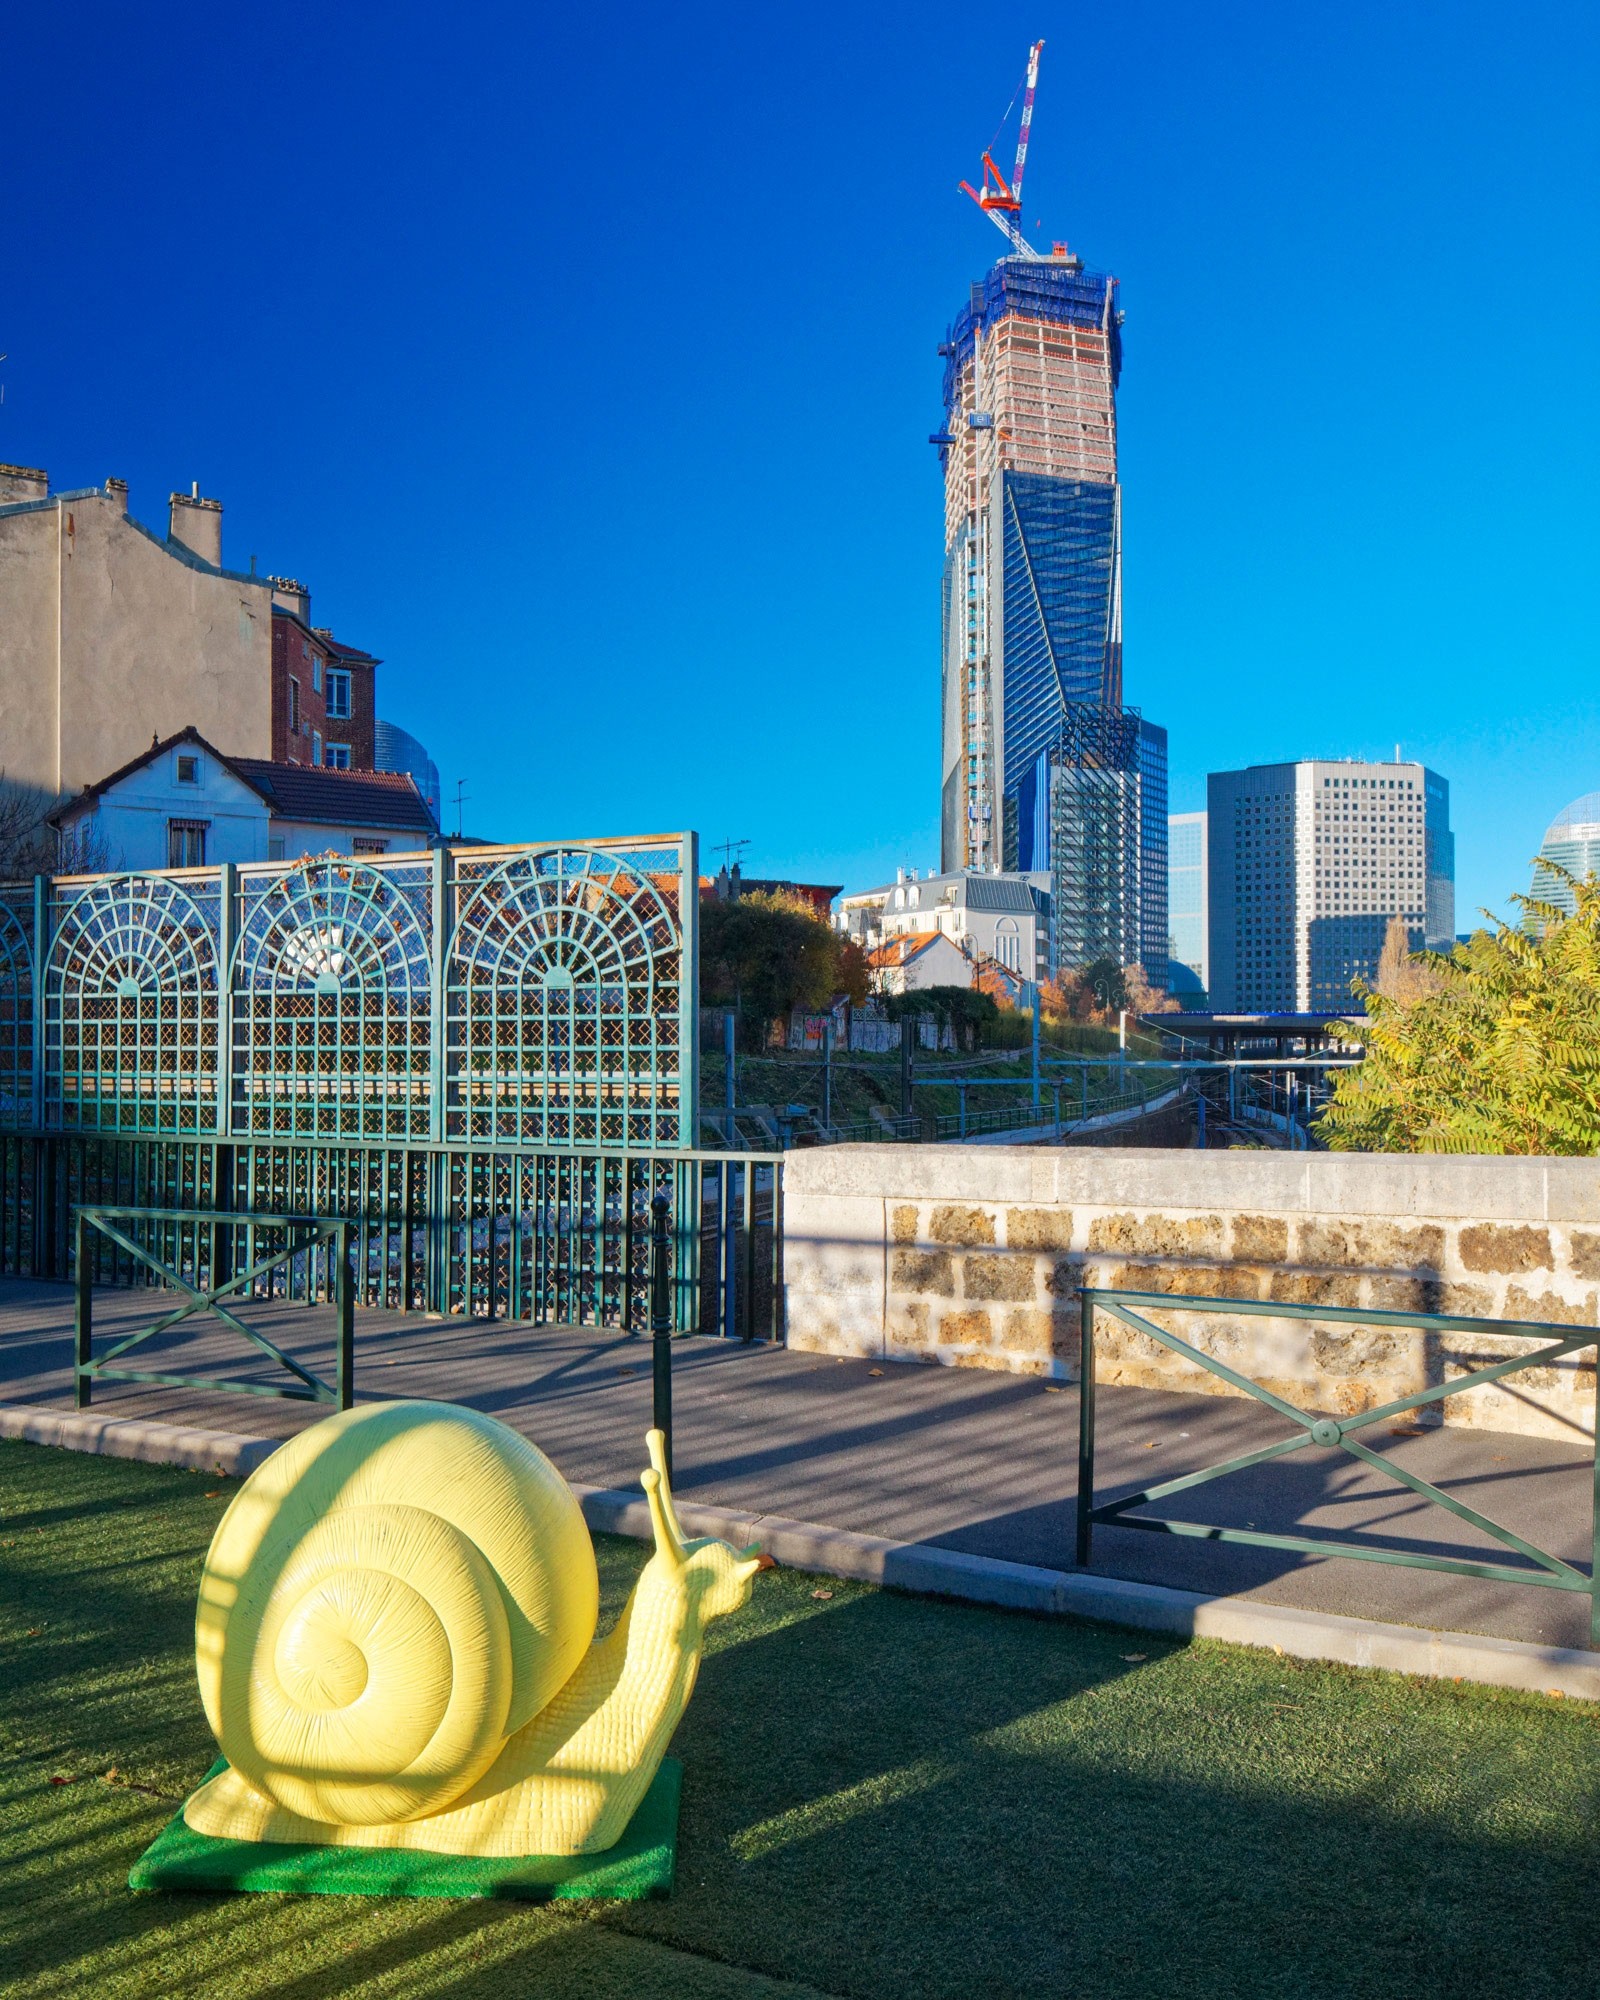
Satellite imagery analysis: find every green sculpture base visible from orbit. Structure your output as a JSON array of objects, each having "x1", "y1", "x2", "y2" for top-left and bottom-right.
[{"x1": 129, "y1": 1757, "x2": 681, "y2": 1902}]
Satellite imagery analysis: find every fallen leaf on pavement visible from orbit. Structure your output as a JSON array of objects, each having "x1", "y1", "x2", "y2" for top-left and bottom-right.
[{"x1": 867, "y1": 1368, "x2": 884, "y2": 1377}]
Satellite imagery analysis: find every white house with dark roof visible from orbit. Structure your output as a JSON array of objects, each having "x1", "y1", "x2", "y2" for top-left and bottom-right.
[
  {"x1": 835, "y1": 868, "x2": 1053, "y2": 983},
  {"x1": 47, "y1": 727, "x2": 438, "y2": 872}
]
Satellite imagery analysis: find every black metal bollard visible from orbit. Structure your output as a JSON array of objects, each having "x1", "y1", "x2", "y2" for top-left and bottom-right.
[{"x1": 650, "y1": 1192, "x2": 673, "y2": 1480}]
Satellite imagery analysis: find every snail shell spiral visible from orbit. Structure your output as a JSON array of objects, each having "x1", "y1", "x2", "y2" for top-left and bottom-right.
[{"x1": 195, "y1": 1401, "x2": 598, "y2": 1828}]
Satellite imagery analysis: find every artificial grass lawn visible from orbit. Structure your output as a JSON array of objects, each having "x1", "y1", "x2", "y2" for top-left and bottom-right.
[{"x1": 3, "y1": 1441, "x2": 1599, "y2": 2000}]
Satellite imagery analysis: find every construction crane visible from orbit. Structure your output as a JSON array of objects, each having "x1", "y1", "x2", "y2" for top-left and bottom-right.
[{"x1": 960, "y1": 40, "x2": 1045, "y2": 260}]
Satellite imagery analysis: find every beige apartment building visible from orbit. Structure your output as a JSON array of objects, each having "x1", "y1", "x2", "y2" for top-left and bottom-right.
[{"x1": 0, "y1": 462, "x2": 274, "y2": 815}]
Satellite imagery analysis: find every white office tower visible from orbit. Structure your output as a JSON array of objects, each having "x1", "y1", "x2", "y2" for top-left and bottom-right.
[{"x1": 1207, "y1": 760, "x2": 1454, "y2": 1012}]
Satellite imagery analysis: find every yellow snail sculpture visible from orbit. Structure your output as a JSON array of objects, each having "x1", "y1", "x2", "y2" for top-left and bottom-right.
[{"x1": 183, "y1": 1401, "x2": 769, "y2": 1858}]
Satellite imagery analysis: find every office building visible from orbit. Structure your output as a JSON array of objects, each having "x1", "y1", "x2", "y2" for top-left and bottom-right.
[
  {"x1": 1531, "y1": 792, "x2": 1600, "y2": 915},
  {"x1": 933, "y1": 256, "x2": 1167, "y2": 984},
  {"x1": 1167, "y1": 811, "x2": 1208, "y2": 1004},
  {"x1": 1207, "y1": 759, "x2": 1454, "y2": 1011},
  {"x1": 375, "y1": 720, "x2": 442, "y2": 822}
]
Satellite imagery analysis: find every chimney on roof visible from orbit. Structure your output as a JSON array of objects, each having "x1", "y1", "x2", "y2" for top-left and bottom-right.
[
  {"x1": 270, "y1": 577, "x2": 311, "y2": 622},
  {"x1": 105, "y1": 476, "x2": 128, "y2": 512},
  {"x1": 0, "y1": 463, "x2": 48, "y2": 504},
  {"x1": 169, "y1": 486, "x2": 222, "y2": 567}
]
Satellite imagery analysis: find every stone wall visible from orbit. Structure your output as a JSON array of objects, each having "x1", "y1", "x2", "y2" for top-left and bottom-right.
[{"x1": 783, "y1": 1147, "x2": 1600, "y2": 1442}]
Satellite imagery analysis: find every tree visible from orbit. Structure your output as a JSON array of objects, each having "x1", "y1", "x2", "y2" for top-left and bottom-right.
[
  {"x1": 1316, "y1": 869, "x2": 1600, "y2": 1154},
  {"x1": 1081, "y1": 957, "x2": 1130, "y2": 1015},
  {"x1": 1372, "y1": 914, "x2": 1446, "y2": 1005},
  {"x1": 884, "y1": 984, "x2": 999, "y2": 1053},
  {"x1": 699, "y1": 891, "x2": 860, "y2": 1047},
  {"x1": 0, "y1": 775, "x2": 53, "y2": 879},
  {"x1": 1123, "y1": 962, "x2": 1178, "y2": 1017}
]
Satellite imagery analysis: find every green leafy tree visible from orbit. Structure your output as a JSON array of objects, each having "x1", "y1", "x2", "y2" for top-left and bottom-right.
[
  {"x1": 700, "y1": 891, "x2": 862, "y2": 1048},
  {"x1": 1081, "y1": 957, "x2": 1130, "y2": 1015},
  {"x1": 1316, "y1": 869, "x2": 1600, "y2": 1154},
  {"x1": 884, "y1": 984, "x2": 999, "y2": 1053}
]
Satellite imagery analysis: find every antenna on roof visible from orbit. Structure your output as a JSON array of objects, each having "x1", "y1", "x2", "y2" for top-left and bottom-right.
[
  {"x1": 713, "y1": 836, "x2": 751, "y2": 870},
  {"x1": 452, "y1": 778, "x2": 469, "y2": 839}
]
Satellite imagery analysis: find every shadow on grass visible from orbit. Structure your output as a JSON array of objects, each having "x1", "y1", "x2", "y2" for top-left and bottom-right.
[{"x1": 6, "y1": 1445, "x2": 1600, "y2": 2000}]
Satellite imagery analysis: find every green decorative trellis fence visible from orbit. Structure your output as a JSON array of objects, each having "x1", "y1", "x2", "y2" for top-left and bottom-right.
[{"x1": 0, "y1": 836, "x2": 786, "y2": 1341}]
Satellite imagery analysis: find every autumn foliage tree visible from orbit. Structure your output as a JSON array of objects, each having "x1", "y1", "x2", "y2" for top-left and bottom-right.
[
  {"x1": 699, "y1": 891, "x2": 867, "y2": 1048},
  {"x1": 1317, "y1": 870, "x2": 1600, "y2": 1154}
]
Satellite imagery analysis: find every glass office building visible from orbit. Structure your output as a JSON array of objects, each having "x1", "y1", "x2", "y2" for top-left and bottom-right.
[
  {"x1": 1531, "y1": 792, "x2": 1600, "y2": 915},
  {"x1": 1207, "y1": 759, "x2": 1453, "y2": 1012},
  {"x1": 936, "y1": 253, "x2": 1167, "y2": 984},
  {"x1": 1167, "y1": 811, "x2": 1208, "y2": 1004}
]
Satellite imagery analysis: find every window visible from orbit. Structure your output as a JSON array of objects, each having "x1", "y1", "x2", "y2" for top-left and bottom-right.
[
  {"x1": 288, "y1": 676, "x2": 300, "y2": 732},
  {"x1": 312, "y1": 656, "x2": 322, "y2": 694},
  {"x1": 267, "y1": 836, "x2": 285, "y2": 861},
  {"x1": 325, "y1": 669, "x2": 351, "y2": 719},
  {"x1": 176, "y1": 754, "x2": 199, "y2": 785},
  {"x1": 313, "y1": 730, "x2": 323, "y2": 765},
  {"x1": 325, "y1": 743, "x2": 351, "y2": 770},
  {"x1": 167, "y1": 819, "x2": 208, "y2": 868},
  {"x1": 353, "y1": 837, "x2": 387, "y2": 855}
]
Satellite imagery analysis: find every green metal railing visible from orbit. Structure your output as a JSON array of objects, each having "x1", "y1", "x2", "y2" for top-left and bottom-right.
[
  {"x1": 1076, "y1": 1288, "x2": 1600, "y2": 1642},
  {"x1": 74, "y1": 1206, "x2": 354, "y2": 1412},
  {"x1": 12, "y1": 1136, "x2": 785, "y2": 1343}
]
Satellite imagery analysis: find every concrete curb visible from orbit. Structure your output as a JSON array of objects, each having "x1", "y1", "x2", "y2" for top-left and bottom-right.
[
  {"x1": 0, "y1": 1404, "x2": 283, "y2": 1476},
  {"x1": 5, "y1": 1402, "x2": 1597, "y2": 1700}
]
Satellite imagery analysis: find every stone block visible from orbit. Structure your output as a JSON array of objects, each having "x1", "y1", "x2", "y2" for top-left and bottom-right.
[
  {"x1": 1053, "y1": 1150, "x2": 1309, "y2": 1214},
  {"x1": 1364, "y1": 1275, "x2": 1434, "y2": 1314},
  {"x1": 1005, "y1": 1207, "x2": 1075, "y2": 1251},
  {"x1": 1298, "y1": 1218, "x2": 1445, "y2": 1272},
  {"x1": 1457, "y1": 1224, "x2": 1553, "y2": 1275},
  {"x1": 890, "y1": 1204, "x2": 919, "y2": 1245},
  {"x1": 1267, "y1": 1270, "x2": 1364, "y2": 1308},
  {"x1": 1308, "y1": 1324, "x2": 1404, "y2": 1373},
  {"x1": 1502, "y1": 1285, "x2": 1598, "y2": 1329},
  {"x1": 930, "y1": 1204, "x2": 995, "y2": 1246},
  {"x1": 1086, "y1": 1211, "x2": 1227, "y2": 1258},
  {"x1": 1566, "y1": 1230, "x2": 1600, "y2": 1281},
  {"x1": 1104, "y1": 1262, "x2": 1240, "y2": 1301},
  {"x1": 1045, "y1": 1256, "x2": 1086, "y2": 1299},
  {"x1": 997, "y1": 1308, "x2": 1057, "y2": 1356},
  {"x1": 1434, "y1": 1282, "x2": 1496, "y2": 1320},
  {"x1": 962, "y1": 1253, "x2": 1036, "y2": 1303},
  {"x1": 1231, "y1": 1214, "x2": 1288, "y2": 1262},
  {"x1": 886, "y1": 1301, "x2": 930, "y2": 1349},
  {"x1": 889, "y1": 1249, "x2": 954, "y2": 1297},
  {"x1": 936, "y1": 1308, "x2": 993, "y2": 1349}
]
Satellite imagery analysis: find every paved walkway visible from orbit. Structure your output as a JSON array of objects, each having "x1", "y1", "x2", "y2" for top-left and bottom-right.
[{"x1": 0, "y1": 1277, "x2": 1593, "y2": 1649}]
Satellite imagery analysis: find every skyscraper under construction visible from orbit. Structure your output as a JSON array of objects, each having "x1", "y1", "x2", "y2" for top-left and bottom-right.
[{"x1": 936, "y1": 46, "x2": 1167, "y2": 984}]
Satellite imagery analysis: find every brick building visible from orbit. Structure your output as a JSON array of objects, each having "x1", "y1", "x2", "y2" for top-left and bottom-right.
[{"x1": 269, "y1": 583, "x2": 378, "y2": 770}]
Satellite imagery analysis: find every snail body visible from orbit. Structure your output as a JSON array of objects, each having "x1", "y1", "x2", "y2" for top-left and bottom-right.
[{"x1": 182, "y1": 1401, "x2": 766, "y2": 1857}]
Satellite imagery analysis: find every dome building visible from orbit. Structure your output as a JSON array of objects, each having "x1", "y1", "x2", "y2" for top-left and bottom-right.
[{"x1": 1531, "y1": 793, "x2": 1600, "y2": 915}]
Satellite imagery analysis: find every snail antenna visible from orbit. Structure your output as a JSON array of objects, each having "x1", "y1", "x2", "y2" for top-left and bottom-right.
[
  {"x1": 641, "y1": 1461, "x2": 686, "y2": 1567},
  {"x1": 646, "y1": 1428, "x2": 692, "y2": 1553}
]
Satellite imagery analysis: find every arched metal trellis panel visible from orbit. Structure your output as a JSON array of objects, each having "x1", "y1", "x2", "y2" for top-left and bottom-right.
[
  {"x1": 0, "y1": 893, "x2": 34, "y2": 1130},
  {"x1": 449, "y1": 845, "x2": 686, "y2": 1148},
  {"x1": 45, "y1": 874, "x2": 222, "y2": 1132},
  {"x1": 233, "y1": 858, "x2": 434, "y2": 1140}
]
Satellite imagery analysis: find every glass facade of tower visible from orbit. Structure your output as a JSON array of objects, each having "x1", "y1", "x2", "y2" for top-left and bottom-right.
[
  {"x1": 937, "y1": 253, "x2": 1166, "y2": 985},
  {"x1": 1167, "y1": 811, "x2": 1208, "y2": 1004},
  {"x1": 1530, "y1": 792, "x2": 1600, "y2": 917}
]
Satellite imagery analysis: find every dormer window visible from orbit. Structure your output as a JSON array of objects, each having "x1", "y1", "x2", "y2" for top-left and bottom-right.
[{"x1": 176, "y1": 754, "x2": 199, "y2": 785}]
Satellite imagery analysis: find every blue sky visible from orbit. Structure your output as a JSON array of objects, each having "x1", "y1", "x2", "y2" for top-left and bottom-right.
[{"x1": 5, "y1": 2, "x2": 1595, "y2": 925}]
